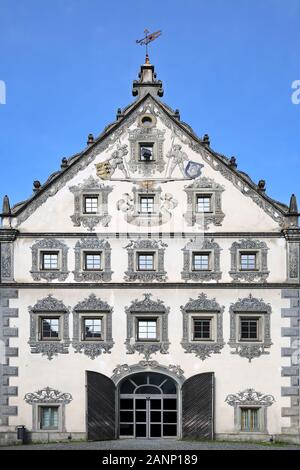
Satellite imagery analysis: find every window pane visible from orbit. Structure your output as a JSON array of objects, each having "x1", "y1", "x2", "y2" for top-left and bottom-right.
[
  {"x1": 197, "y1": 195, "x2": 211, "y2": 212},
  {"x1": 140, "y1": 197, "x2": 154, "y2": 213},
  {"x1": 240, "y1": 253, "x2": 257, "y2": 270},
  {"x1": 41, "y1": 407, "x2": 59, "y2": 429},
  {"x1": 42, "y1": 318, "x2": 59, "y2": 339},
  {"x1": 240, "y1": 319, "x2": 258, "y2": 340},
  {"x1": 84, "y1": 318, "x2": 102, "y2": 339},
  {"x1": 84, "y1": 196, "x2": 98, "y2": 213},
  {"x1": 85, "y1": 253, "x2": 101, "y2": 270},
  {"x1": 193, "y1": 319, "x2": 211, "y2": 339},
  {"x1": 138, "y1": 254, "x2": 154, "y2": 270},
  {"x1": 138, "y1": 319, "x2": 157, "y2": 340},
  {"x1": 42, "y1": 252, "x2": 58, "y2": 270},
  {"x1": 241, "y1": 408, "x2": 259, "y2": 432},
  {"x1": 193, "y1": 253, "x2": 209, "y2": 270}
]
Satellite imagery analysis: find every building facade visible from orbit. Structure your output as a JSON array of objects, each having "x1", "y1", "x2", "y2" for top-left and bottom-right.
[{"x1": 0, "y1": 60, "x2": 300, "y2": 445}]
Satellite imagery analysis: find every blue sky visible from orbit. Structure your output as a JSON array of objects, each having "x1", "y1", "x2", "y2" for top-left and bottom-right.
[{"x1": 0, "y1": 0, "x2": 299, "y2": 208}]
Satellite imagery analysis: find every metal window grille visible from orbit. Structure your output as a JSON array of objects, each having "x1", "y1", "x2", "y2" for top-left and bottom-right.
[
  {"x1": 40, "y1": 407, "x2": 59, "y2": 430},
  {"x1": 241, "y1": 408, "x2": 259, "y2": 432}
]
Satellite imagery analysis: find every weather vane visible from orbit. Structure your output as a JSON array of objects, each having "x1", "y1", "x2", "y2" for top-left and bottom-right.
[{"x1": 136, "y1": 29, "x2": 162, "y2": 64}]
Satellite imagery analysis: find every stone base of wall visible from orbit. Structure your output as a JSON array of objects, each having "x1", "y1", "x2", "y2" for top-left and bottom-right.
[
  {"x1": 215, "y1": 433, "x2": 273, "y2": 443},
  {"x1": 0, "y1": 431, "x2": 87, "y2": 446}
]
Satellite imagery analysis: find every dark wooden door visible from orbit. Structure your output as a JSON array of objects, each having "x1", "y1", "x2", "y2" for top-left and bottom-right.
[
  {"x1": 86, "y1": 371, "x2": 116, "y2": 440},
  {"x1": 182, "y1": 372, "x2": 214, "y2": 439}
]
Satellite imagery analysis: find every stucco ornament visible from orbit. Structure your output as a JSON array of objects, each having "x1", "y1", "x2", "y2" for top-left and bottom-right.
[
  {"x1": 73, "y1": 238, "x2": 113, "y2": 282},
  {"x1": 225, "y1": 388, "x2": 275, "y2": 407},
  {"x1": 24, "y1": 387, "x2": 73, "y2": 404},
  {"x1": 183, "y1": 177, "x2": 225, "y2": 229},
  {"x1": 72, "y1": 294, "x2": 114, "y2": 359},
  {"x1": 228, "y1": 294, "x2": 272, "y2": 362},
  {"x1": 181, "y1": 237, "x2": 222, "y2": 282},
  {"x1": 125, "y1": 293, "x2": 170, "y2": 360},
  {"x1": 69, "y1": 175, "x2": 112, "y2": 231},
  {"x1": 111, "y1": 361, "x2": 185, "y2": 384},
  {"x1": 95, "y1": 143, "x2": 129, "y2": 179},
  {"x1": 124, "y1": 239, "x2": 168, "y2": 282},
  {"x1": 181, "y1": 293, "x2": 225, "y2": 360},
  {"x1": 28, "y1": 295, "x2": 70, "y2": 360},
  {"x1": 128, "y1": 126, "x2": 166, "y2": 176},
  {"x1": 30, "y1": 238, "x2": 69, "y2": 282},
  {"x1": 117, "y1": 185, "x2": 178, "y2": 227},
  {"x1": 229, "y1": 239, "x2": 270, "y2": 283}
]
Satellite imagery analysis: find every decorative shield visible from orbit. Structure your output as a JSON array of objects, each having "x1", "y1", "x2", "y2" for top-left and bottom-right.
[
  {"x1": 95, "y1": 161, "x2": 111, "y2": 180},
  {"x1": 184, "y1": 161, "x2": 204, "y2": 179}
]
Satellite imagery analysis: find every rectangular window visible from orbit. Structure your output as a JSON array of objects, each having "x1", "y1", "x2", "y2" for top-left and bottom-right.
[
  {"x1": 193, "y1": 318, "x2": 211, "y2": 340},
  {"x1": 41, "y1": 317, "x2": 60, "y2": 340},
  {"x1": 84, "y1": 196, "x2": 98, "y2": 214},
  {"x1": 240, "y1": 252, "x2": 257, "y2": 270},
  {"x1": 196, "y1": 195, "x2": 212, "y2": 213},
  {"x1": 193, "y1": 252, "x2": 210, "y2": 271},
  {"x1": 139, "y1": 143, "x2": 154, "y2": 161},
  {"x1": 40, "y1": 406, "x2": 59, "y2": 430},
  {"x1": 240, "y1": 317, "x2": 259, "y2": 341},
  {"x1": 137, "y1": 253, "x2": 154, "y2": 271},
  {"x1": 140, "y1": 196, "x2": 155, "y2": 214},
  {"x1": 137, "y1": 319, "x2": 157, "y2": 341},
  {"x1": 41, "y1": 252, "x2": 59, "y2": 270},
  {"x1": 83, "y1": 317, "x2": 102, "y2": 340},
  {"x1": 84, "y1": 252, "x2": 101, "y2": 270},
  {"x1": 241, "y1": 408, "x2": 260, "y2": 432}
]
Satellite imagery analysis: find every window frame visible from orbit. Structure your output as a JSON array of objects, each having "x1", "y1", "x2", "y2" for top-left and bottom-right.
[
  {"x1": 239, "y1": 250, "x2": 259, "y2": 272},
  {"x1": 39, "y1": 316, "x2": 61, "y2": 342},
  {"x1": 83, "y1": 194, "x2": 99, "y2": 214},
  {"x1": 239, "y1": 316, "x2": 261, "y2": 342},
  {"x1": 192, "y1": 251, "x2": 211, "y2": 271},
  {"x1": 240, "y1": 406, "x2": 261, "y2": 433},
  {"x1": 136, "y1": 317, "x2": 159, "y2": 342},
  {"x1": 192, "y1": 317, "x2": 213, "y2": 341},
  {"x1": 136, "y1": 252, "x2": 156, "y2": 271},
  {"x1": 39, "y1": 405, "x2": 60, "y2": 431},
  {"x1": 81, "y1": 315, "x2": 104, "y2": 342},
  {"x1": 83, "y1": 251, "x2": 102, "y2": 271},
  {"x1": 196, "y1": 194, "x2": 213, "y2": 214},
  {"x1": 40, "y1": 250, "x2": 60, "y2": 271},
  {"x1": 139, "y1": 195, "x2": 155, "y2": 214}
]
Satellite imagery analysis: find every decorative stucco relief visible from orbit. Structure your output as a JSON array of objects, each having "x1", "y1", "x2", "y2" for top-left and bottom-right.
[
  {"x1": 72, "y1": 294, "x2": 114, "y2": 359},
  {"x1": 28, "y1": 295, "x2": 70, "y2": 360},
  {"x1": 73, "y1": 238, "x2": 113, "y2": 282},
  {"x1": 181, "y1": 293, "x2": 225, "y2": 360},
  {"x1": 125, "y1": 293, "x2": 170, "y2": 360},
  {"x1": 181, "y1": 238, "x2": 222, "y2": 282},
  {"x1": 229, "y1": 239, "x2": 270, "y2": 283},
  {"x1": 30, "y1": 238, "x2": 69, "y2": 282},
  {"x1": 69, "y1": 176, "x2": 112, "y2": 231},
  {"x1": 124, "y1": 239, "x2": 167, "y2": 282},
  {"x1": 228, "y1": 294, "x2": 272, "y2": 361}
]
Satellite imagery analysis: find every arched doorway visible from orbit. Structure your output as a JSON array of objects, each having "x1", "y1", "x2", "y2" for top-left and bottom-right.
[{"x1": 118, "y1": 372, "x2": 178, "y2": 438}]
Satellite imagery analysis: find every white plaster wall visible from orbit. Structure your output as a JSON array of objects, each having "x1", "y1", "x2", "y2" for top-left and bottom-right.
[{"x1": 8, "y1": 288, "x2": 287, "y2": 435}]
